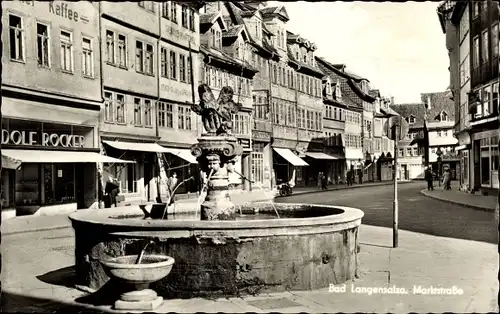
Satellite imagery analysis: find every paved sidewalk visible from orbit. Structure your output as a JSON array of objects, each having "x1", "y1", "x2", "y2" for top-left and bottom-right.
[
  {"x1": 420, "y1": 185, "x2": 497, "y2": 212},
  {"x1": 2, "y1": 224, "x2": 498, "y2": 313}
]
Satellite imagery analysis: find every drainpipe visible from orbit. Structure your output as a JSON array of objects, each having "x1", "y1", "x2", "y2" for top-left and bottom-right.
[
  {"x1": 97, "y1": 2, "x2": 104, "y2": 208},
  {"x1": 268, "y1": 57, "x2": 275, "y2": 190},
  {"x1": 155, "y1": 6, "x2": 162, "y2": 202}
]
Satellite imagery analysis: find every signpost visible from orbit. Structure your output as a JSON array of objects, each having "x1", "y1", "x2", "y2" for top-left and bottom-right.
[{"x1": 383, "y1": 115, "x2": 409, "y2": 248}]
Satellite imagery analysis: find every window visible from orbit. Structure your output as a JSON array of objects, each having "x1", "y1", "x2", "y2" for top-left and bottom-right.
[
  {"x1": 459, "y1": 56, "x2": 470, "y2": 86},
  {"x1": 171, "y1": 2, "x2": 177, "y2": 23},
  {"x1": 158, "y1": 102, "x2": 173, "y2": 128},
  {"x1": 482, "y1": 30, "x2": 489, "y2": 63},
  {"x1": 412, "y1": 147, "x2": 418, "y2": 156},
  {"x1": 187, "y1": 56, "x2": 192, "y2": 83},
  {"x1": 9, "y1": 15, "x2": 24, "y2": 61},
  {"x1": 406, "y1": 147, "x2": 412, "y2": 156},
  {"x1": 161, "y1": 48, "x2": 168, "y2": 77},
  {"x1": 104, "y1": 92, "x2": 113, "y2": 122},
  {"x1": 251, "y1": 152, "x2": 264, "y2": 185},
  {"x1": 188, "y1": 8, "x2": 195, "y2": 31},
  {"x1": 162, "y1": 2, "x2": 170, "y2": 19},
  {"x1": 473, "y1": 1, "x2": 480, "y2": 18},
  {"x1": 169, "y1": 51, "x2": 177, "y2": 79},
  {"x1": 493, "y1": 83, "x2": 499, "y2": 114},
  {"x1": 109, "y1": 163, "x2": 137, "y2": 194},
  {"x1": 116, "y1": 94, "x2": 125, "y2": 123},
  {"x1": 440, "y1": 111, "x2": 448, "y2": 121},
  {"x1": 117, "y1": 34, "x2": 127, "y2": 67},
  {"x1": 145, "y1": 44, "x2": 154, "y2": 74},
  {"x1": 106, "y1": 30, "x2": 115, "y2": 64},
  {"x1": 135, "y1": 41, "x2": 144, "y2": 72},
  {"x1": 143, "y1": 99, "x2": 152, "y2": 126},
  {"x1": 181, "y1": 5, "x2": 188, "y2": 28},
  {"x1": 82, "y1": 37, "x2": 93, "y2": 77},
  {"x1": 407, "y1": 115, "x2": 415, "y2": 124},
  {"x1": 134, "y1": 98, "x2": 142, "y2": 125},
  {"x1": 36, "y1": 23, "x2": 50, "y2": 67},
  {"x1": 179, "y1": 54, "x2": 186, "y2": 82},
  {"x1": 398, "y1": 148, "x2": 404, "y2": 157},
  {"x1": 60, "y1": 30, "x2": 73, "y2": 72},
  {"x1": 473, "y1": 36, "x2": 480, "y2": 68},
  {"x1": 493, "y1": 24, "x2": 499, "y2": 58},
  {"x1": 437, "y1": 131, "x2": 442, "y2": 137},
  {"x1": 178, "y1": 106, "x2": 192, "y2": 130}
]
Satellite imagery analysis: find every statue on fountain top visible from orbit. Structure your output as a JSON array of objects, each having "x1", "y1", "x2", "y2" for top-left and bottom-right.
[{"x1": 192, "y1": 84, "x2": 242, "y2": 136}]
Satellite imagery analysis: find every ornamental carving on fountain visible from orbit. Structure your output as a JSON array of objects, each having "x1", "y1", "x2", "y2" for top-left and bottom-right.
[{"x1": 190, "y1": 84, "x2": 244, "y2": 221}]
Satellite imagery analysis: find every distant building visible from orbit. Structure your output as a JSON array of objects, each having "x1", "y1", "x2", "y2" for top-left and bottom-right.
[{"x1": 390, "y1": 103, "x2": 427, "y2": 180}]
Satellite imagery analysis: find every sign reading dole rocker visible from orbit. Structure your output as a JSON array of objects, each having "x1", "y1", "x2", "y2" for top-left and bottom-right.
[{"x1": 2, "y1": 129, "x2": 85, "y2": 148}]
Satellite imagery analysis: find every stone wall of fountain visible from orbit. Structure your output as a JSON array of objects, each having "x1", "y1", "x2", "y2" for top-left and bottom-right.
[{"x1": 70, "y1": 203, "x2": 363, "y2": 298}]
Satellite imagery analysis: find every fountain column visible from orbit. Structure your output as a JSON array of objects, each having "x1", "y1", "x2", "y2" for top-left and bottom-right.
[{"x1": 191, "y1": 135, "x2": 243, "y2": 220}]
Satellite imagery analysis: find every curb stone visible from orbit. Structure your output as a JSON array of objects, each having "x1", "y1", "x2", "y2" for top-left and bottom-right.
[{"x1": 419, "y1": 189, "x2": 496, "y2": 212}]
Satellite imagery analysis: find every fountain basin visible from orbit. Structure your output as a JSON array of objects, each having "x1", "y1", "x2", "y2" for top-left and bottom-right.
[
  {"x1": 101, "y1": 255, "x2": 175, "y2": 285},
  {"x1": 69, "y1": 203, "x2": 364, "y2": 298}
]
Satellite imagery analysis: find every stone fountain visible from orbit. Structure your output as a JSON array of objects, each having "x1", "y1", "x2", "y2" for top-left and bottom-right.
[{"x1": 69, "y1": 84, "x2": 365, "y2": 302}]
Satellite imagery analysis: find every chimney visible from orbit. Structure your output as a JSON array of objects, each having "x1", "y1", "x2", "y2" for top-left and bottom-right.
[
  {"x1": 427, "y1": 95, "x2": 432, "y2": 109},
  {"x1": 390, "y1": 96, "x2": 394, "y2": 105}
]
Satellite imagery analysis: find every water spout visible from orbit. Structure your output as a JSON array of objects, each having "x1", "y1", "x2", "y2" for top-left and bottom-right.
[
  {"x1": 196, "y1": 168, "x2": 214, "y2": 219},
  {"x1": 135, "y1": 240, "x2": 155, "y2": 264},
  {"x1": 161, "y1": 176, "x2": 194, "y2": 220},
  {"x1": 233, "y1": 170, "x2": 280, "y2": 219}
]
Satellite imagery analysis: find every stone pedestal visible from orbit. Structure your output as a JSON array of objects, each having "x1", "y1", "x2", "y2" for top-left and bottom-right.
[
  {"x1": 191, "y1": 135, "x2": 243, "y2": 221},
  {"x1": 114, "y1": 288, "x2": 163, "y2": 311}
]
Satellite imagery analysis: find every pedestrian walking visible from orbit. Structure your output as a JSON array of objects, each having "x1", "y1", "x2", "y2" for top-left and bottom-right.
[
  {"x1": 442, "y1": 169, "x2": 451, "y2": 190},
  {"x1": 321, "y1": 172, "x2": 328, "y2": 190},
  {"x1": 424, "y1": 166, "x2": 434, "y2": 191},
  {"x1": 104, "y1": 176, "x2": 120, "y2": 208},
  {"x1": 357, "y1": 169, "x2": 363, "y2": 184},
  {"x1": 317, "y1": 172, "x2": 323, "y2": 190}
]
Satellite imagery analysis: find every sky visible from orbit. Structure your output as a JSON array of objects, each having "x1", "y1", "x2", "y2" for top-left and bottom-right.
[{"x1": 269, "y1": 1, "x2": 449, "y2": 104}]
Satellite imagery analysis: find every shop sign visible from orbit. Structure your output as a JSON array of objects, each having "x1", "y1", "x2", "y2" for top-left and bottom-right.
[
  {"x1": 238, "y1": 138, "x2": 251, "y2": 149},
  {"x1": 252, "y1": 130, "x2": 271, "y2": 141},
  {"x1": 21, "y1": 1, "x2": 90, "y2": 24},
  {"x1": 1, "y1": 129, "x2": 85, "y2": 148}
]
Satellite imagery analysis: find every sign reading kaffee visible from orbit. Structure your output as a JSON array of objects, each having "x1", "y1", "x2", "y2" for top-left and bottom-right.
[{"x1": 1, "y1": 129, "x2": 85, "y2": 148}]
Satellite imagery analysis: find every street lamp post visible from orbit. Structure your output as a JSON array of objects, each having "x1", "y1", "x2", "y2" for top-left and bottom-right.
[{"x1": 436, "y1": 147, "x2": 443, "y2": 187}]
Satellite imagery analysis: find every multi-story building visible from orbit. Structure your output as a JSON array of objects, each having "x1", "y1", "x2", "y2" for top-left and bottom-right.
[
  {"x1": 1, "y1": 1, "x2": 127, "y2": 218},
  {"x1": 422, "y1": 91, "x2": 459, "y2": 179},
  {"x1": 390, "y1": 103, "x2": 427, "y2": 180},
  {"x1": 285, "y1": 31, "x2": 326, "y2": 187},
  {"x1": 203, "y1": 1, "x2": 279, "y2": 191},
  {"x1": 439, "y1": 0, "x2": 499, "y2": 193},
  {"x1": 99, "y1": 2, "x2": 203, "y2": 204},
  {"x1": 198, "y1": 6, "x2": 257, "y2": 190},
  {"x1": 320, "y1": 76, "x2": 346, "y2": 184}
]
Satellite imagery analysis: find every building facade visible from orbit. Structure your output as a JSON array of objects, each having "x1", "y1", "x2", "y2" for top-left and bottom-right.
[
  {"x1": 439, "y1": 0, "x2": 499, "y2": 193},
  {"x1": 1, "y1": 1, "x2": 127, "y2": 218},
  {"x1": 390, "y1": 103, "x2": 427, "y2": 180}
]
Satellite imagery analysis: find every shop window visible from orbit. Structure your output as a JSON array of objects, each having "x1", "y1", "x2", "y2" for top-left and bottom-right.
[
  {"x1": 15, "y1": 164, "x2": 40, "y2": 206},
  {"x1": 109, "y1": 164, "x2": 137, "y2": 194},
  {"x1": 251, "y1": 152, "x2": 264, "y2": 185}
]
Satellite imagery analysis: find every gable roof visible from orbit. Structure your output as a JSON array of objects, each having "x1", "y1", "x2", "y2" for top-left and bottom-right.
[
  {"x1": 260, "y1": 5, "x2": 290, "y2": 21},
  {"x1": 390, "y1": 103, "x2": 427, "y2": 129},
  {"x1": 200, "y1": 11, "x2": 227, "y2": 33},
  {"x1": 420, "y1": 91, "x2": 455, "y2": 121}
]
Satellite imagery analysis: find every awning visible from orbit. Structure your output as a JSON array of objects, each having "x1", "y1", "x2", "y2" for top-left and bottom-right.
[
  {"x1": 162, "y1": 148, "x2": 198, "y2": 164},
  {"x1": 2, "y1": 154, "x2": 21, "y2": 170},
  {"x1": 103, "y1": 140, "x2": 170, "y2": 153},
  {"x1": 305, "y1": 152, "x2": 338, "y2": 160},
  {"x1": 1, "y1": 149, "x2": 134, "y2": 164},
  {"x1": 456, "y1": 144, "x2": 470, "y2": 151},
  {"x1": 273, "y1": 148, "x2": 309, "y2": 166}
]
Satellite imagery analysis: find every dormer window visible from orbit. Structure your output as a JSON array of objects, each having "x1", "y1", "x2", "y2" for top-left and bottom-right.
[
  {"x1": 408, "y1": 115, "x2": 416, "y2": 124},
  {"x1": 296, "y1": 51, "x2": 299, "y2": 60},
  {"x1": 236, "y1": 40, "x2": 244, "y2": 59},
  {"x1": 210, "y1": 28, "x2": 222, "y2": 50},
  {"x1": 303, "y1": 55, "x2": 307, "y2": 63},
  {"x1": 440, "y1": 111, "x2": 448, "y2": 121}
]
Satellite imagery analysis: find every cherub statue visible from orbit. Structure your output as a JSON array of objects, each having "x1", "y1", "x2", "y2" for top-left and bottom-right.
[{"x1": 192, "y1": 84, "x2": 242, "y2": 135}]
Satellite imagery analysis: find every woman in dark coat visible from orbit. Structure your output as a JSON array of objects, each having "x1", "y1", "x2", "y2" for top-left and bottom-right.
[{"x1": 105, "y1": 177, "x2": 120, "y2": 208}]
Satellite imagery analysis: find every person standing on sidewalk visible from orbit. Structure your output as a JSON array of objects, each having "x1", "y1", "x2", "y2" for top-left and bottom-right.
[
  {"x1": 357, "y1": 168, "x2": 363, "y2": 184},
  {"x1": 425, "y1": 166, "x2": 434, "y2": 191}
]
